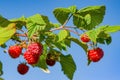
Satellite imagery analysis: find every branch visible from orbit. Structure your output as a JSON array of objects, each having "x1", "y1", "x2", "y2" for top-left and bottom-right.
[
  {"x1": 49, "y1": 26, "x2": 63, "y2": 32},
  {"x1": 50, "y1": 26, "x2": 77, "y2": 32},
  {"x1": 15, "y1": 33, "x2": 27, "y2": 37},
  {"x1": 64, "y1": 28, "x2": 80, "y2": 35}
]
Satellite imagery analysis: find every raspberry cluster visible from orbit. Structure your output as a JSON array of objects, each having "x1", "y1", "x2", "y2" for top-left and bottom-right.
[
  {"x1": 8, "y1": 42, "x2": 43, "y2": 75},
  {"x1": 80, "y1": 33, "x2": 104, "y2": 62},
  {"x1": 23, "y1": 42, "x2": 43, "y2": 64}
]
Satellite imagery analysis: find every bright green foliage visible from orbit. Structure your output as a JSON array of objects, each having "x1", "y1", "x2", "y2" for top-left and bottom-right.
[
  {"x1": 53, "y1": 5, "x2": 77, "y2": 25},
  {"x1": 68, "y1": 5, "x2": 77, "y2": 14},
  {"x1": 73, "y1": 5, "x2": 105, "y2": 30},
  {"x1": 53, "y1": 41, "x2": 67, "y2": 51},
  {"x1": 0, "y1": 23, "x2": 16, "y2": 45},
  {"x1": 53, "y1": 7, "x2": 71, "y2": 24},
  {"x1": 58, "y1": 30, "x2": 70, "y2": 42},
  {"x1": 26, "y1": 14, "x2": 52, "y2": 38},
  {"x1": 10, "y1": 16, "x2": 26, "y2": 29},
  {"x1": 103, "y1": 25, "x2": 120, "y2": 33},
  {"x1": 0, "y1": 15, "x2": 10, "y2": 26},
  {"x1": 60, "y1": 54, "x2": 76, "y2": 80},
  {"x1": 0, "y1": 16, "x2": 16, "y2": 45},
  {"x1": 86, "y1": 30, "x2": 98, "y2": 43},
  {"x1": 68, "y1": 37, "x2": 88, "y2": 53},
  {"x1": 50, "y1": 23, "x2": 61, "y2": 28},
  {"x1": 86, "y1": 25, "x2": 120, "y2": 44}
]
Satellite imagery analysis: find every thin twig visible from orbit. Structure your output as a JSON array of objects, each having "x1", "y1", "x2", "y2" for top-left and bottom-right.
[
  {"x1": 49, "y1": 26, "x2": 63, "y2": 32},
  {"x1": 15, "y1": 33, "x2": 27, "y2": 37},
  {"x1": 64, "y1": 28, "x2": 79, "y2": 35}
]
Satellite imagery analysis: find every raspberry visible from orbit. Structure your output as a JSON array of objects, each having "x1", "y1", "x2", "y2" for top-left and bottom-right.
[
  {"x1": 46, "y1": 53, "x2": 56, "y2": 66},
  {"x1": 8, "y1": 45, "x2": 22, "y2": 58},
  {"x1": 80, "y1": 33, "x2": 90, "y2": 42},
  {"x1": 27, "y1": 42, "x2": 43, "y2": 56},
  {"x1": 17, "y1": 63, "x2": 29, "y2": 75},
  {"x1": 23, "y1": 51, "x2": 39, "y2": 64},
  {"x1": 88, "y1": 47, "x2": 104, "y2": 62},
  {"x1": 46, "y1": 59, "x2": 56, "y2": 66}
]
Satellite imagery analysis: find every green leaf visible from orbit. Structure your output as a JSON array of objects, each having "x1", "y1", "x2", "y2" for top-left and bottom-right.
[
  {"x1": 73, "y1": 14, "x2": 85, "y2": 30},
  {"x1": 26, "y1": 14, "x2": 51, "y2": 38},
  {"x1": 96, "y1": 38, "x2": 106, "y2": 44},
  {"x1": 27, "y1": 14, "x2": 49, "y2": 25},
  {"x1": 53, "y1": 41, "x2": 67, "y2": 51},
  {"x1": 53, "y1": 8, "x2": 71, "y2": 24},
  {"x1": 50, "y1": 22, "x2": 61, "y2": 28},
  {"x1": 60, "y1": 54, "x2": 76, "y2": 80},
  {"x1": 27, "y1": 23, "x2": 46, "y2": 38},
  {"x1": 0, "y1": 15, "x2": 10, "y2": 27},
  {"x1": 68, "y1": 5, "x2": 77, "y2": 14},
  {"x1": 11, "y1": 34, "x2": 21, "y2": 42},
  {"x1": 39, "y1": 33, "x2": 45, "y2": 42},
  {"x1": 67, "y1": 37, "x2": 88, "y2": 53},
  {"x1": 10, "y1": 16, "x2": 26, "y2": 29},
  {"x1": 105, "y1": 36, "x2": 112, "y2": 45},
  {"x1": 86, "y1": 25, "x2": 119, "y2": 44},
  {"x1": 103, "y1": 25, "x2": 120, "y2": 33},
  {"x1": 73, "y1": 5, "x2": 105, "y2": 30},
  {"x1": 64, "y1": 39, "x2": 71, "y2": 47},
  {"x1": 58, "y1": 30, "x2": 69, "y2": 42},
  {"x1": 86, "y1": 30, "x2": 98, "y2": 43},
  {"x1": 97, "y1": 31, "x2": 112, "y2": 45},
  {"x1": 0, "y1": 23, "x2": 16, "y2": 45}
]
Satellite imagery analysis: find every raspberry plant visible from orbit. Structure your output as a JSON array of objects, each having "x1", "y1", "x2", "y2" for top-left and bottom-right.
[{"x1": 0, "y1": 5, "x2": 120, "y2": 80}]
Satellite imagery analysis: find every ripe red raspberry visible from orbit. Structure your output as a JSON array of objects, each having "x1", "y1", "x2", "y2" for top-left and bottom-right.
[
  {"x1": 27, "y1": 42, "x2": 43, "y2": 56},
  {"x1": 8, "y1": 45, "x2": 22, "y2": 58},
  {"x1": 88, "y1": 47, "x2": 104, "y2": 62},
  {"x1": 80, "y1": 34, "x2": 90, "y2": 42},
  {"x1": 46, "y1": 53, "x2": 56, "y2": 66},
  {"x1": 17, "y1": 63, "x2": 29, "y2": 75},
  {"x1": 23, "y1": 51, "x2": 39, "y2": 64}
]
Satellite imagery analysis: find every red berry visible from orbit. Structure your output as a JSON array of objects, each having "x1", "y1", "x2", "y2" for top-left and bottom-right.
[
  {"x1": 23, "y1": 51, "x2": 39, "y2": 64},
  {"x1": 17, "y1": 63, "x2": 29, "y2": 75},
  {"x1": 8, "y1": 45, "x2": 22, "y2": 58},
  {"x1": 88, "y1": 47, "x2": 104, "y2": 62},
  {"x1": 27, "y1": 42, "x2": 43, "y2": 56},
  {"x1": 80, "y1": 34, "x2": 90, "y2": 42},
  {"x1": 46, "y1": 59, "x2": 56, "y2": 66}
]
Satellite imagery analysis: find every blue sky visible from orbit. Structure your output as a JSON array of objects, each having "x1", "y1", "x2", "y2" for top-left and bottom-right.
[{"x1": 0, "y1": 0, "x2": 120, "y2": 80}]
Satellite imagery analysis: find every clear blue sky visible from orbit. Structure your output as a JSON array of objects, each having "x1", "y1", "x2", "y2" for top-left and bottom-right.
[{"x1": 0, "y1": 0, "x2": 120, "y2": 80}]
